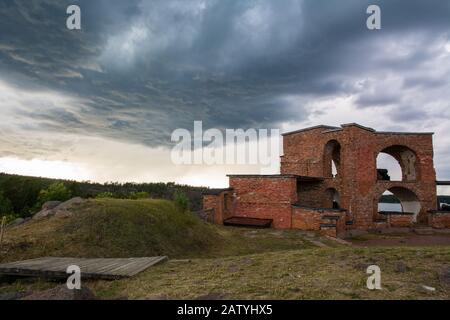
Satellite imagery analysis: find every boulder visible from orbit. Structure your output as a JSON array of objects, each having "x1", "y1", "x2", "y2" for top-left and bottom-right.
[
  {"x1": 56, "y1": 197, "x2": 85, "y2": 210},
  {"x1": 33, "y1": 197, "x2": 86, "y2": 220},
  {"x1": 42, "y1": 201, "x2": 62, "y2": 211},
  {"x1": 53, "y1": 197, "x2": 85, "y2": 218},
  {"x1": 33, "y1": 209, "x2": 54, "y2": 220}
]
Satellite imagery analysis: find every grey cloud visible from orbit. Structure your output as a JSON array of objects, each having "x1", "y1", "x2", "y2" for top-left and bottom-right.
[{"x1": 1, "y1": 0, "x2": 450, "y2": 152}]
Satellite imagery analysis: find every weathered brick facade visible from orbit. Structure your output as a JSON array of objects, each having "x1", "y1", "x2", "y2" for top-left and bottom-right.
[
  {"x1": 428, "y1": 211, "x2": 450, "y2": 229},
  {"x1": 203, "y1": 123, "x2": 446, "y2": 237},
  {"x1": 229, "y1": 175, "x2": 297, "y2": 229}
]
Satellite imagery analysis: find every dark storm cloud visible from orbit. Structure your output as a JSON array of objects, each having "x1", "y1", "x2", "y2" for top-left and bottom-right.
[{"x1": 1, "y1": 0, "x2": 450, "y2": 150}]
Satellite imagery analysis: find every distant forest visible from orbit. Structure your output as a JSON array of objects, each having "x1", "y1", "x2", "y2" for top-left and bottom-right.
[{"x1": 0, "y1": 173, "x2": 209, "y2": 218}]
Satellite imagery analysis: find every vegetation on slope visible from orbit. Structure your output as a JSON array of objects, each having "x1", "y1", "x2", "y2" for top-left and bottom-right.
[
  {"x1": 0, "y1": 199, "x2": 315, "y2": 263},
  {"x1": 0, "y1": 172, "x2": 208, "y2": 218},
  {"x1": 0, "y1": 199, "x2": 220, "y2": 261}
]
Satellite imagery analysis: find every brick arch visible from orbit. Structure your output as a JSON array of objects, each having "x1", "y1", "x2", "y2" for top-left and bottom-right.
[
  {"x1": 374, "y1": 185, "x2": 422, "y2": 223},
  {"x1": 323, "y1": 140, "x2": 341, "y2": 178},
  {"x1": 376, "y1": 145, "x2": 420, "y2": 182}
]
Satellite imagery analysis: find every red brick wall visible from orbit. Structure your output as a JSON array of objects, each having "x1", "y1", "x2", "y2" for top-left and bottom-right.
[
  {"x1": 297, "y1": 181, "x2": 326, "y2": 207},
  {"x1": 203, "y1": 192, "x2": 234, "y2": 224},
  {"x1": 281, "y1": 124, "x2": 437, "y2": 230},
  {"x1": 320, "y1": 226, "x2": 337, "y2": 237},
  {"x1": 229, "y1": 176, "x2": 297, "y2": 228},
  {"x1": 292, "y1": 207, "x2": 322, "y2": 230},
  {"x1": 205, "y1": 124, "x2": 440, "y2": 233},
  {"x1": 386, "y1": 214, "x2": 415, "y2": 228},
  {"x1": 429, "y1": 212, "x2": 450, "y2": 229},
  {"x1": 292, "y1": 206, "x2": 346, "y2": 235},
  {"x1": 203, "y1": 195, "x2": 218, "y2": 211}
]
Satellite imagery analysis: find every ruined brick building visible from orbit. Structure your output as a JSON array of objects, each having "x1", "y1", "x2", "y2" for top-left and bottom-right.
[{"x1": 203, "y1": 123, "x2": 450, "y2": 237}]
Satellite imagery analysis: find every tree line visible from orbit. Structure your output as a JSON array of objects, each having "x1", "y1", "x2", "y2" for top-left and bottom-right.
[{"x1": 0, "y1": 173, "x2": 209, "y2": 219}]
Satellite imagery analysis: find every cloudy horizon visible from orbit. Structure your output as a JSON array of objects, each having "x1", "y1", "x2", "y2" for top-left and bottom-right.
[{"x1": 1, "y1": 0, "x2": 450, "y2": 188}]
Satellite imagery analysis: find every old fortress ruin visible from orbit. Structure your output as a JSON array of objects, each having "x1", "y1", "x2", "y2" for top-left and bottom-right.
[{"x1": 202, "y1": 123, "x2": 450, "y2": 237}]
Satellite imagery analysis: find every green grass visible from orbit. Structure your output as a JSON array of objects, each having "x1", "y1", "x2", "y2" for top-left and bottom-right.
[
  {"x1": 1, "y1": 199, "x2": 222, "y2": 261},
  {"x1": 0, "y1": 199, "x2": 315, "y2": 263},
  {"x1": 0, "y1": 198, "x2": 449, "y2": 300},
  {"x1": 87, "y1": 246, "x2": 450, "y2": 300}
]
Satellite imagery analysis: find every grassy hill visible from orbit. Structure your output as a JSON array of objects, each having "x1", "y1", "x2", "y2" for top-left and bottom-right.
[
  {"x1": 0, "y1": 199, "x2": 314, "y2": 263},
  {"x1": 0, "y1": 199, "x2": 221, "y2": 261}
]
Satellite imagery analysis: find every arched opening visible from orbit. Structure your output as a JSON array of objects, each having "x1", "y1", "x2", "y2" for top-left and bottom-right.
[
  {"x1": 376, "y1": 153, "x2": 402, "y2": 181},
  {"x1": 325, "y1": 188, "x2": 340, "y2": 209},
  {"x1": 378, "y1": 190, "x2": 402, "y2": 212},
  {"x1": 324, "y1": 140, "x2": 341, "y2": 178},
  {"x1": 376, "y1": 145, "x2": 418, "y2": 182},
  {"x1": 377, "y1": 187, "x2": 421, "y2": 222}
]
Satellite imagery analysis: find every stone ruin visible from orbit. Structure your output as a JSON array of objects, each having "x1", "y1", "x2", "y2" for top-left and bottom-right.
[{"x1": 203, "y1": 123, "x2": 450, "y2": 237}]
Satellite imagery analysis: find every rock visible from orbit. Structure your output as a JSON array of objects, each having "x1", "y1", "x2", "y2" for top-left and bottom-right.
[
  {"x1": 21, "y1": 285, "x2": 96, "y2": 300},
  {"x1": 32, "y1": 209, "x2": 54, "y2": 220},
  {"x1": 7, "y1": 218, "x2": 25, "y2": 228},
  {"x1": 53, "y1": 198, "x2": 84, "y2": 218},
  {"x1": 33, "y1": 197, "x2": 85, "y2": 220},
  {"x1": 56, "y1": 197, "x2": 85, "y2": 210},
  {"x1": 42, "y1": 201, "x2": 62, "y2": 211}
]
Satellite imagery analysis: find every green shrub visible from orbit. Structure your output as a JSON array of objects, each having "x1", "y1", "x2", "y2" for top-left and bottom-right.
[
  {"x1": 96, "y1": 192, "x2": 115, "y2": 199},
  {"x1": 38, "y1": 182, "x2": 72, "y2": 206},
  {"x1": 129, "y1": 191, "x2": 150, "y2": 200},
  {"x1": 173, "y1": 191, "x2": 190, "y2": 212}
]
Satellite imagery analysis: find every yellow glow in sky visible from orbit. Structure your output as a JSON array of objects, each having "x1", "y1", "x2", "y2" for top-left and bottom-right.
[{"x1": 0, "y1": 157, "x2": 92, "y2": 181}]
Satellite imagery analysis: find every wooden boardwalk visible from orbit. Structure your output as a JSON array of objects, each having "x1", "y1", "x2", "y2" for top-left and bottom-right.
[{"x1": 0, "y1": 256, "x2": 168, "y2": 280}]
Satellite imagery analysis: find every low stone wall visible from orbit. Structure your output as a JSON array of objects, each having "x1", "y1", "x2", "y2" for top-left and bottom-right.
[
  {"x1": 428, "y1": 211, "x2": 450, "y2": 229},
  {"x1": 389, "y1": 214, "x2": 415, "y2": 228}
]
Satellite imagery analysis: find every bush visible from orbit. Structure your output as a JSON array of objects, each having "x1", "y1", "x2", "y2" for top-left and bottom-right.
[
  {"x1": 173, "y1": 191, "x2": 190, "y2": 212},
  {"x1": 0, "y1": 191, "x2": 13, "y2": 216},
  {"x1": 129, "y1": 192, "x2": 150, "y2": 200},
  {"x1": 38, "y1": 182, "x2": 72, "y2": 206},
  {"x1": 96, "y1": 192, "x2": 115, "y2": 199}
]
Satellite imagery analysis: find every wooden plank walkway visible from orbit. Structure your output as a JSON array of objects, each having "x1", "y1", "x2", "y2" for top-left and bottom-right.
[{"x1": 0, "y1": 256, "x2": 168, "y2": 280}]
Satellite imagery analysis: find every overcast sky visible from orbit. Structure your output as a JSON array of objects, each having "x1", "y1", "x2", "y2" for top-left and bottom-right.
[{"x1": 0, "y1": 0, "x2": 450, "y2": 188}]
